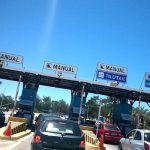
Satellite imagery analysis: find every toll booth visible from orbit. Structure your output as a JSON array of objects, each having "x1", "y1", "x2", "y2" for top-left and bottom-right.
[
  {"x1": 112, "y1": 98, "x2": 132, "y2": 135},
  {"x1": 69, "y1": 90, "x2": 87, "y2": 121},
  {"x1": 16, "y1": 82, "x2": 39, "y2": 126}
]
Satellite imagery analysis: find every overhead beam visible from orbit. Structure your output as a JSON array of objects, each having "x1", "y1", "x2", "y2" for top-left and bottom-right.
[{"x1": 0, "y1": 66, "x2": 150, "y2": 102}]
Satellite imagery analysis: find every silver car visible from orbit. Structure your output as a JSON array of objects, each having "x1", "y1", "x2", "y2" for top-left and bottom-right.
[{"x1": 118, "y1": 129, "x2": 150, "y2": 150}]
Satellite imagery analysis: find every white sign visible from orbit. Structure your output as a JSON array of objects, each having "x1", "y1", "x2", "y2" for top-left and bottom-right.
[
  {"x1": 97, "y1": 63, "x2": 128, "y2": 75},
  {"x1": 0, "y1": 52, "x2": 23, "y2": 64},
  {"x1": 145, "y1": 72, "x2": 150, "y2": 81},
  {"x1": 43, "y1": 61, "x2": 78, "y2": 74}
]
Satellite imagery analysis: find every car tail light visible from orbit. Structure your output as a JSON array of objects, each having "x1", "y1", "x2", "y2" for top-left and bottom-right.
[
  {"x1": 80, "y1": 140, "x2": 85, "y2": 147},
  {"x1": 33, "y1": 135, "x2": 41, "y2": 142},
  {"x1": 144, "y1": 142, "x2": 149, "y2": 150}
]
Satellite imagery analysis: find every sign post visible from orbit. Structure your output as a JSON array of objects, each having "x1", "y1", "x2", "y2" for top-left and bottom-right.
[
  {"x1": 96, "y1": 98, "x2": 102, "y2": 138},
  {"x1": 12, "y1": 75, "x2": 22, "y2": 116},
  {"x1": 78, "y1": 85, "x2": 85, "y2": 125}
]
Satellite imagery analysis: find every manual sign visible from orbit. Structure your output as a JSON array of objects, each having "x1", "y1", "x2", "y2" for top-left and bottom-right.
[
  {"x1": 43, "y1": 61, "x2": 78, "y2": 75},
  {"x1": 97, "y1": 63, "x2": 128, "y2": 75},
  {"x1": 97, "y1": 63, "x2": 128, "y2": 83},
  {"x1": 0, "y1": 52, "x2": 23, "y2": 64}
]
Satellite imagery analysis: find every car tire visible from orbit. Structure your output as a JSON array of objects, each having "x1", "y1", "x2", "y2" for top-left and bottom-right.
[{"x1": 118, "y1": 143, "x2": 122, "y2": 150}]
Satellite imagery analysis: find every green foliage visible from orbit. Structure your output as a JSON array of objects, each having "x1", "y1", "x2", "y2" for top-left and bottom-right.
[
  {"x1": 0, "y1": 94, "x2": 14, "y2": 108},
  {"x1": 86, "y1": 96, "x2": 113, "y2": 119},
  {"x1": 132, "y1": 107, "x2": 150, "y2": 129},
  {"x1": 86, "y1": 96, "x2": 99, "y2": 119}
]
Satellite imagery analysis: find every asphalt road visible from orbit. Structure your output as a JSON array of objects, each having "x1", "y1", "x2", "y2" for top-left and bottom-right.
[
  {"x1": 0, "y1": 132, "x2": 118, "y2": 150},
  {"x1": 1, "y1": 111, "x2": 118, "y2": 150}
]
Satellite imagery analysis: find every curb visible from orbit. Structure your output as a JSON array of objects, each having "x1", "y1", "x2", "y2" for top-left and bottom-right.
[{"x1": 0, "y1": 127, "x2": 31, "y2": 140}]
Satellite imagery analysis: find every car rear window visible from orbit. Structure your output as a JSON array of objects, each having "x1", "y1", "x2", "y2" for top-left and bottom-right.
[
  {"x1": 41, "y1": 120, "x2": 82, "y2": 136},
  {"x1": 144, "y1": 133, "x2": 150, "y2": 142},
  {"x1": 105, "y1": 124, "x2": 119, "y2": 130}
]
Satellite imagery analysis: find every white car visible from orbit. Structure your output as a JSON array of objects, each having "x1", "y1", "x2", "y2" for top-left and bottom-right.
[{"x1": 118, "y1": 129, "x2": 150, "y2": 150}]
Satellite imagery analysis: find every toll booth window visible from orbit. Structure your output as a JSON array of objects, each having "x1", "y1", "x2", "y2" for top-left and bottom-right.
[{"x1": 134, "y1": 131, "x2": 141, "y2": 140}]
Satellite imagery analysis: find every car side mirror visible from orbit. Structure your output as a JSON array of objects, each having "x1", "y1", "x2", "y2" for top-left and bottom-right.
[{"x1": 129, "y1": 136, "x2": 134, "y2": 140}]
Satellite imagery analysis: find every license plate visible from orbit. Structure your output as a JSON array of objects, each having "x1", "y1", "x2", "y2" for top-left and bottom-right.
[{"x1": 111, "y1": 133, "x2": 117, "y2": 136}]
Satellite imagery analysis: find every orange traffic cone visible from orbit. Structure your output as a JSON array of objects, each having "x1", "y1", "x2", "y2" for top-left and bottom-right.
[
  {"x1": 99, "y1": 134, "x2": 104, "y2": 149},
  {"x1": 3, "y1": 122, "x2": 11, "y2": 137}
]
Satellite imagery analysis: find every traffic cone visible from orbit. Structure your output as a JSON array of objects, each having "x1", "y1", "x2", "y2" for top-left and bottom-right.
[
  {"x1": 99, "y1": 134, "x2": 105, "y2": 150},
  {"x1": 3, "y1": 122, "x2": 11, "y2": 137}
]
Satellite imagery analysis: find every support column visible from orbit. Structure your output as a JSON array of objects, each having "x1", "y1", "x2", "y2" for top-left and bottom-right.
[
  {"x1": 69, "y1": 87, "x2": 88, "y2": 121},
  {"x1": 111, "y1": 97, "x2": 132, "y2": 136},
  {"x1": 16, "y1": 75, "x2": 39, "y2": 126}
]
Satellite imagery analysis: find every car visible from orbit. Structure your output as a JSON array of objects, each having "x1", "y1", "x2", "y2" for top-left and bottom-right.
[
  {"x1": 81, "y1": 119, "x2": 96, "y2": 127},
  {"x1": 31, "y1": 118, "x2": 85, "y2": 150},
  {"x1": 0, "y1": 107, "x2": 9, "y2": 112},
  {"x1": 35, "y1": 113, "x2": 60, "y2": 128},
  {"x1": 118, "y1": 129, "x2": 150, "y2": 150},
  {"x1": 93, "y1": 123, "x2": 123, "y2": 143},
  {"x1": 0, "y1": 110, "x2": 5, "y2": 126}
]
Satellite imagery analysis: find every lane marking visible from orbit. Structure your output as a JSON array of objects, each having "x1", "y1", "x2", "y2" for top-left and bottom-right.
[
  {"x1": 7, "y1": 133, "x2": 33, "y2": 150},
  {"x1": 0, "y1": 141, "x2": 14, "y2": 144}
]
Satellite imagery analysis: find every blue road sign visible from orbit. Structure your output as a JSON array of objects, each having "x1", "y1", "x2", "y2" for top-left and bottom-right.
[
  {"x1": 145, "y1": 80, "x2": 150, "y2": 88},
  {"x1": 97, "y1": 71, "x2": 127, "y2": 83}
]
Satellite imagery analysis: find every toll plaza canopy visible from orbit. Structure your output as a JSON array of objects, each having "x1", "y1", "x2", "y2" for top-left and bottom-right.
[{"x1": 0, "y1": 66, "x2": 150, "y2": 103}]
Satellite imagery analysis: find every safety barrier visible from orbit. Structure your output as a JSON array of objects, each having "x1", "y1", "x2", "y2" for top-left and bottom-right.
[
  {"x1": 7, "y1": 117, "x2": 27, "y2": 135},
  {"x1": 11, "y1": 122, "x2": 27, "y2": 135},
  {"x1": 80, "y1": 125, "x2": 94, "y2": 131},
  {"x1": 83, "y1": 130, "x2": 98, "y2": 145},
  {"x1": 8, "y1": 117, "x2": 27, "y2": 123},
  {"x1": 82, "y1": 130, "x2": 106, "y2": 150}
]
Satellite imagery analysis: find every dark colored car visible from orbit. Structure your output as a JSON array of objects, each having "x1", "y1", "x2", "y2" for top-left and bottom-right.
[
  {"x1": 1, "y1": 107, "x2": 9, "y2": 112},
  {"x1": 31, "y1": 118, "x2": 85, "y2": 150},
  {"x1": 35, "y1": 113, "x2": 60, "y2": 128},
  {"x1": 0, "y1": 110, "x2": 5, "y2": 126},
  {"x1": 81, "y1": 119, "x2": 96, "y2": 127},
  {"x1": 93, "y1": 123, "x2": 123, "y2": 143}
]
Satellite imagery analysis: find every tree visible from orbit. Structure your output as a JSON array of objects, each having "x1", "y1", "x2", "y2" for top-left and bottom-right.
[
  {"x1": 86, "y1": 96, "x2": 99, "y2": 119},
  {"x1": 34, "y1": 95, "x2": 42, "y2": 112},
  {"x1": 132, "y1": 107, "x2": 149, "y2": 128},
  {"x1": 42, "y1": 96, "x2": 52, "y2": 111},
  {"x1": 58, "y1": 99, "x2": 69, "y2": 114},
  {"x1": 101, "y1": 97, "x2": 113, "y2": 119}
]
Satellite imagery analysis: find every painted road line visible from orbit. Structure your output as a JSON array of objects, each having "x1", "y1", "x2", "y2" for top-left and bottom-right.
[{"x1": 7, "y1": 133, "x2": 33, "y2": 150}]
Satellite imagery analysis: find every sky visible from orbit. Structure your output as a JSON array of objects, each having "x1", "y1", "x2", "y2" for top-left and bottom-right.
[{"x1": 0, "y1": 0, "x2": 150, "y2": 107}]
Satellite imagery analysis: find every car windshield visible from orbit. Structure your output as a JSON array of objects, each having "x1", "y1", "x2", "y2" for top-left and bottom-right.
[
  {"x1": 105, "y1": 124, "x2": 119, "y2": 130},
  {"x1": 41, "y1": 120, "x2": 82, "y2": 136},
  {"x1": 144, "y1": 133, "x2": 150, "y2": 142}
]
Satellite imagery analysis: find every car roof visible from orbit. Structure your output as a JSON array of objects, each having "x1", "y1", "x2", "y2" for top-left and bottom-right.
[
  {"x1": 44, "y1": 118, "x2": 78, "y2": 124},
  {"x1": 38, "y1": 113, "x2": 59, "y2": 117},
  {"x1": 134, "y1": 129, "x2": 150, "y2": 133}
]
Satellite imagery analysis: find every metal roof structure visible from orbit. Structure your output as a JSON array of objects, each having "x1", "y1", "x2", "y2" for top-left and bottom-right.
[{"x1": 0, "y1": 66, "x2": 150, "y2": 102}]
